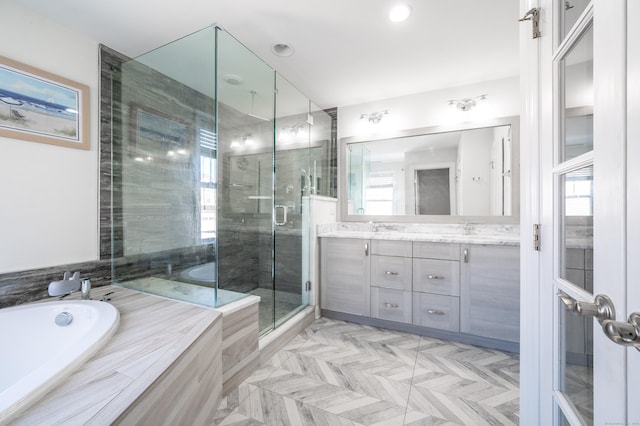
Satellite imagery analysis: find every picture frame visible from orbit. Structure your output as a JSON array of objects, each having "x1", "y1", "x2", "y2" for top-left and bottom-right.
[
  {"x1": 129, "y1": 104, "x2": 191, "y2": 163},
  {"x1": 0, "y1": 55, "x2": 90, "y2": 150}
]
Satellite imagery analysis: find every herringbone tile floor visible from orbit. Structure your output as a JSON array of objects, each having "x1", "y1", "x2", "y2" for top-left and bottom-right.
[{"x1": 212, "y1": 318, "x2": 520, "y2": 425}]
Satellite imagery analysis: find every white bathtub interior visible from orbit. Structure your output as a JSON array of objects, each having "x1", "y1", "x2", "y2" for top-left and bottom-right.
[{"x1": 0, "y1": 300, "x2": 119, "y2": 422}]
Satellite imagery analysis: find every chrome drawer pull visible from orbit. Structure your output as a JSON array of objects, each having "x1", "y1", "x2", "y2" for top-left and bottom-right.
[
  {"x1": 427, "y1": 309, "x2": 445, "y2": 315},
  {"x1": 384, "y1": 303, "x2": 400, "y2": 308},
  {"x1": 427, "y1": 275, "x2": 444, "y2": 280},
  {"x1": 385, "y1": 271, "x2": 399, "y2": 276}
]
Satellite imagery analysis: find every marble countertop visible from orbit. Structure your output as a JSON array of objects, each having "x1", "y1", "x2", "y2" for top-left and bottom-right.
[
  {"x1": 13, "y1": 285, "x2": 224, "y2": 424},
  {"x1": 317, "y1": 223, "x2": 521, "y2": 245},
  {"x1": 317, "y1": 230, "x2": 521, "y2": 245}
]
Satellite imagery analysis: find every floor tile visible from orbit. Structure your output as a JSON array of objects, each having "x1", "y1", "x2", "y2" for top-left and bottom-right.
[{"x1": 213, "y1": 319, "x2": 520, "y2": 426}]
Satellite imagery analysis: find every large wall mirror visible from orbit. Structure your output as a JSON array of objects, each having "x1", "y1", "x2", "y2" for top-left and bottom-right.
[{"x1": 339, "y1": 116, "x2": 519, "y2": 223}]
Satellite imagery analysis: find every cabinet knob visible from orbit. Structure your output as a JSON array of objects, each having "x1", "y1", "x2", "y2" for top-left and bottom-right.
[
  {"x1": 427, "y1": 275, "x2": 444, "y2": 280},
  {"x1": 385, "y1": 271, "x2": 399, "y2": 276},
  {"x1": 427, "y1": 309, "x2": 445, "y2": 315},
  {"x1": 384, "y1": 302, "x2": 400, "y2": 308}
]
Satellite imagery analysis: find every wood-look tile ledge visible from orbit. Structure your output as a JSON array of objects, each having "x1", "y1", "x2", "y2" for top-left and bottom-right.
[{"x1": 12, "y1": 285, "x2": 223, "y2": 425}]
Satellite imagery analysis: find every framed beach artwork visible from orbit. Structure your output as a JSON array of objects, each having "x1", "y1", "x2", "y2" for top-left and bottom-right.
[{"x1": 0, "y1": 56, "x2": 89, "y2": 150}]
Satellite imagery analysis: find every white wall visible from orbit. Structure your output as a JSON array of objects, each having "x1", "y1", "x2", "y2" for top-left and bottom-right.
[
  {"x1": 338, "y1": 76, "x2": 520, "y2": 139},
  {"x1": 457, "y1": 128, "x2": 493, "y2": 216},
  {"x1": 0, "y1": 2, "x2": 100, "y2": 273}
]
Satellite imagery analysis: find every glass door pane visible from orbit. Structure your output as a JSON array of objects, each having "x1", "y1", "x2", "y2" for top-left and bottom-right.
[
  {"x1": 216, "y1": 29, "x2": 276, "y2": 330},
  {"x1": 561, "y1": 24, "x2": 593, "y2": 162},
  {"x1": 557, "y1": 166, "x2": 594, "y2": 425},
  {"x1": 559, "y1": 0, "x2": 591, "y2": 42},
  {"x1": 553, "y1": 4, "x2": 595, "y2": 424}
]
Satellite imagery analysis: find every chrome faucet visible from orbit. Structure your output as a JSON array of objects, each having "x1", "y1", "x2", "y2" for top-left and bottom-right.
[
  {"x1": 48, "y1": 271, "x2": 91, "y2": 299},
  {"x1": 463, "y1": 222, "x2": 475, "y2": 235}
]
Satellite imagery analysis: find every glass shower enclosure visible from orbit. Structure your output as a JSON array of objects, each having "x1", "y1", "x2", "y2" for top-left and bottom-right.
[{"x1": 110, "y1": 26, "x2": 332, "y2": 334}]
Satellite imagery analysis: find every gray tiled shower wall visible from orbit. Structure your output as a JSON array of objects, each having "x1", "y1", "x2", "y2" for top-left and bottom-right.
[{"x1": 0, "y1": 45, "x2": 337, "y2": 309}]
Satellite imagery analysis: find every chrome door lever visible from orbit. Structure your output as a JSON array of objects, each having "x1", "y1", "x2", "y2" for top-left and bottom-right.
[
  {"x1": 557, "y1": 292, "x2": 616, "y2": 324},
  {"x1": 601, "y1": 313, "x2": 640, "y2": 352},
  {"x1": 558, "y1": 292, "x2": 640, "y2": 351}
]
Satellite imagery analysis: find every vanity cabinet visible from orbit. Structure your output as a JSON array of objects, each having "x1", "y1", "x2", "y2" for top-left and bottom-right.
[
  {"x1": 460, "y1": 244, "x2": 520, "y2": 343},
  {"x1": 319, "y1": 237, "x2": 520, "y2": 350},
  {"x1": 320, "y1": 238, "x2": 370, "y2": 316}
]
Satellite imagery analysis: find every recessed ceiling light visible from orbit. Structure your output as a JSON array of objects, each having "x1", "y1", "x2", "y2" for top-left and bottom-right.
[
  {"x1": 271, "y1": 43, "x2": 295, "y2": 57},
  {"x1": 222, "y1": 74, "x2": 243, "y2": 85},
  {"x1": 389, "y1": 4, "x2": 413, "y2": 22}
]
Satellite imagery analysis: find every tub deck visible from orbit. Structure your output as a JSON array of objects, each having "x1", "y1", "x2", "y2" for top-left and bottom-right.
[{"x1": 10, "y1": 286, "x2": 224, "y2": 424}]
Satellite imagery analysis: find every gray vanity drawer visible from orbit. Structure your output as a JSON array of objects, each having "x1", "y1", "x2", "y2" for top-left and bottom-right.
[
  {"x1": 371, "y1": 240, "x2": 412, "y2": 257},
  {"x1": 413, "y1": 242, "x2": 460, "y2": 260},
  {"x1": 413, "y1": 258, "x2": 460, "y2": 296},
  {"x1": 412, "y1": 293, "x2": 460, "y2": 332},
  {"x1": 371, "y1": 255, "x2": 412, "y2": 291},
  {"x1": 371, "y1": 287, "x2": 412, "y2": 324}
]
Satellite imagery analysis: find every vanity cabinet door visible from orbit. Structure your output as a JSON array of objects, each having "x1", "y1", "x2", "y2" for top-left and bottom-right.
[
  {"x1": 320, "y1": 238, "x2": 371, "y2": 316},
  {"x1": 460, "y1": 244, "x2": 520, "y2": 343}
]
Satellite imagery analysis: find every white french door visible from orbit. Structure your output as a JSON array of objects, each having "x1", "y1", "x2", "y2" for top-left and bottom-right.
[{"x1": 531, "y1": 0, "x2": 639, "y2": 425}]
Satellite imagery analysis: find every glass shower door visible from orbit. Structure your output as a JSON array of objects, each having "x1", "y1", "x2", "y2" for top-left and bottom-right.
[{"x1": 273, "y1": 74, "x2": 311, "y2": 328}]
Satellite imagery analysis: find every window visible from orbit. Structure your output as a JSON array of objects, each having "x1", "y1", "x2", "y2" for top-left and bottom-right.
[
  {"x1": 365, "y1": 172, "x2": 394, "y2": 215},
  {"x1": 565, "y1": 168, "x2": 593, "y2": 216},
  {"x1": 199, "y1": 128, "x2": 217, "y2": 240}
]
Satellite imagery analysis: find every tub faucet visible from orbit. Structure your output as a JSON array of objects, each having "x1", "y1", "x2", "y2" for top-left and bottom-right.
[{"x1": 48, "y1": 271, "x2": 91, "y2": 299}]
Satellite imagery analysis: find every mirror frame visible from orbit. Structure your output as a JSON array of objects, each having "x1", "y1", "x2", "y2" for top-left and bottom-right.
[{"x1": 338, "y1": 115, "x2": 520, "y2": 224}]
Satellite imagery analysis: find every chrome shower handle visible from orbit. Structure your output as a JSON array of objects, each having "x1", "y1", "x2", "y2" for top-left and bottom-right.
[{"x1": 274, "y1": 205, "x2": 287, "y2": 226}]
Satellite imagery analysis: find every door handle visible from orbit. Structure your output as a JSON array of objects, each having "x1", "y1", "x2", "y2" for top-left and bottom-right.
[
  {"x1": 558, "y1": 292, "x2": 640, "y2": 352},
  {"x1": 557, "y1": 292, "x2": 616, "y2": 324},
  {"x1": 364, "y1": 243, "x2": 369, "y2": 256},
  {"x1": 274, "y1": 205, "x2": 287, "y2": 226},
  {"x1": 601, "y1": 313, "x2": 640, "y2": 352}
]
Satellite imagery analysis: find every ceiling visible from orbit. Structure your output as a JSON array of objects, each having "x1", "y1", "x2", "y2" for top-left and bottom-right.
[{"x1": 13, "y1": 0, "x2": 520, "y2": 109}]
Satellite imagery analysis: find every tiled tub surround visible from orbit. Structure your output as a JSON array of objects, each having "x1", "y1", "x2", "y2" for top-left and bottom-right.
[
  {"x1": 9, "y1": 286, "x2": 262, "y2": 424},
  {"x1": 318, "y1": 223, "x2": 522, "y2": 353}
]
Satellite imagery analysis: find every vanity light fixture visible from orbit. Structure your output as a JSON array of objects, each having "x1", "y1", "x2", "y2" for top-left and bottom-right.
[
  {"x1": 283, "y1": 123, "x2": 305, "y2": 135},
  {"x1": 279, "y1": 123, "x2": 306, "y2": 143},
  {"x1": 230, "y1": 135, "x2": 255, "y2": 150},
  {"x1": 389, "y1": 4, "x2": 413, "y2": 22},
  {"x1": 360, "y1": 110, "x2": 389, "y2": 124},
  {"x1": 447, "y1": 94, "x2": 488, "y2": 112}
]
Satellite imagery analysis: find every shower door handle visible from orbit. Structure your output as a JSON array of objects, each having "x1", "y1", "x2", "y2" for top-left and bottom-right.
[{"x1": 274, "y1": 205, "x2": 287, "y2": 226}]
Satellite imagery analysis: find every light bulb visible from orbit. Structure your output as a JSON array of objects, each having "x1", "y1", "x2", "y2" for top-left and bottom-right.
[{"x1": 389, "y1": 4, "x2": 412, "y2": 22}]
